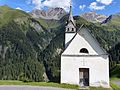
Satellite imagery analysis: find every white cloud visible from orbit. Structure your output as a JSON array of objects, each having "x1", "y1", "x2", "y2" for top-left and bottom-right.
[
  {"x1": 26, "y1": 0, "x2": 31, "y2": 4},
  {"x1": 88, "y1": 0, "x2": 113, "y2": 11},
  {"x1": 89, "y1": 2, "x2": 105, "y2": 10},
  {"x1": 79, "y1": 5, "x2": 86, "y2": 11},
  {"x1": 27, "y1": 0, "x2": 70, "y2": 11},
  {"x1": 26, "y1": 11, "x2": 30, "y2": 13},
  {"x1": 16, "y1": 7, "x2": 23, "y2": 10},
  {"x1": 96, "y1": 0, "x2": 113, "y2": 5},
  {"x1": 32, "y1": 0, "x2": 43, "y2": 9},
  {"x1": 43, "y1": 0, "x2": 70, "y2": 11}
]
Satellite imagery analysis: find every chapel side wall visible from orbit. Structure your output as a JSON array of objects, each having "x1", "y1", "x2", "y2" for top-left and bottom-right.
[
  {"x1": 61, "y1": 55, "x2": 109, "y2": 88},
  {"x1": 89, "y1": 56, "x2": 109, "y2": 88}
]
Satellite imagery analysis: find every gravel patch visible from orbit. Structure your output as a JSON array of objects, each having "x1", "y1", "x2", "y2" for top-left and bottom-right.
[
  {"x1": 0, "y1": 85, "x2": 72, "y2": 90},
  {"x1": 112, "y1": 80, "x2": 120, "y2": 86}
]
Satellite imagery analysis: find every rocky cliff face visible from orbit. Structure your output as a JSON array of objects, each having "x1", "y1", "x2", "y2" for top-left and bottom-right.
[
  {"x1": 80, "y1": 12, "x2": 107, "y2": 23},
  {"x1": 101, "y1": 13, "x2": 120, "y2": 24},
  {"x1": 101, "y1": 15, "x2": 112, "y2": 24},
  {"x1": 30, "y1": 8, "x2": 66, "y2": 20}
]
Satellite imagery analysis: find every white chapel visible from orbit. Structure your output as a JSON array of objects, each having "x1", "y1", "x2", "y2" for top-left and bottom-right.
[{"x1": 61, "y1": 0, "x2": 110, "y2": 88}]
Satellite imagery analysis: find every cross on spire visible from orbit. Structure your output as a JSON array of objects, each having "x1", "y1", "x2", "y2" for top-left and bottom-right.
[
  {"x1": 70, "y1": 0, "x2": 72, "y2": 6},
  {"x1": 68, "y1": 0, "x2": 75, "y2": 26}
]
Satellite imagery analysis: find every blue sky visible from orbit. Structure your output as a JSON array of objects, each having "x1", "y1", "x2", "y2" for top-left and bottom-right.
[{"x1": 0, "y1": 0, "x2": 120, "y2": 16}]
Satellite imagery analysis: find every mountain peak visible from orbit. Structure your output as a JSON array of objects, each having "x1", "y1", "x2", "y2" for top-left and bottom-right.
[
  {"x1": 80, "y1": 12, "x2": 108, "y2": 23},
  {"x1": 30, "y1": 7, "x2": 66, "y2": 20}
]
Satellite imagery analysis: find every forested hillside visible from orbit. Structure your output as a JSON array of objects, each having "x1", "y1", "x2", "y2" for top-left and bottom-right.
[{"x1": 0, "y1": 6, "x2": 120, "y2": 82}]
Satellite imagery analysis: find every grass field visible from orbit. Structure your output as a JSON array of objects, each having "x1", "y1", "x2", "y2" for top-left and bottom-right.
[
  {"x1": 0, "y1": 80, "x2": 79, "y2": 89},
  {"x1": 110, "y1": 78, "x2": 120, "y2": 90},
  {"x1": 0, "y1": 80, "x2": 115, "y2": 90},
  {"x1": 111, "y1": 83, "x2": 120, "y2": 90}
]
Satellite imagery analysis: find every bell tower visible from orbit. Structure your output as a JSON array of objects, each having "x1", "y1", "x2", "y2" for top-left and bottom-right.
[{"x1": 65, "y1": 0, "x2": 76, "y2": 48}]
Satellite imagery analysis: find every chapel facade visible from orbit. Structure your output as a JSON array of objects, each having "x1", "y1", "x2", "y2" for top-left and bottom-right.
[{"x1": 61, "y1": 0, "x2": 109, "y2": 88}]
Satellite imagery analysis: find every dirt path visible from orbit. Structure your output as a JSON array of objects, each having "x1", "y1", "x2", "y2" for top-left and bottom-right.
[
  {"x1": 0, "y1": 85, "x2": 72, "y2": 90},
  {"x1": 112, "y1": 80, "x2": 120, "y2": 86}
]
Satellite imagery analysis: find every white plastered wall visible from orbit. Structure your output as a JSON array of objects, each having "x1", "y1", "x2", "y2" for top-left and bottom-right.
[{"x1": 61, "y1": 56, "x2": 109, "y2": 88}]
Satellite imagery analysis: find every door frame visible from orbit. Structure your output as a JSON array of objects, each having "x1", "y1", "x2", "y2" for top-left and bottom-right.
[{"x1": 79, "y1": 68, "x2": 89, "y2": 86}]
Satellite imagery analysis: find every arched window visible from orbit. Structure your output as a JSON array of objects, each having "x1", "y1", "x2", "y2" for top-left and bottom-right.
[{"x1": 80, "y1": 48, "x2": 89, "y2": 53}]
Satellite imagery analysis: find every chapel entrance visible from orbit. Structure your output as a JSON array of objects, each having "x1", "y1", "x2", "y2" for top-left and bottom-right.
[{"x1": 79, "y1": 68, "x2": 89, "y2": 86}]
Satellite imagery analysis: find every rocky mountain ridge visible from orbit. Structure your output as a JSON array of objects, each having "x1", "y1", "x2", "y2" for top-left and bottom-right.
[
  {"x1": 30, "y1": 8, "x2": 66, "y2": 20},
  {"x1": 80, "y1": 11, "x2": 108, "y2": 23}
]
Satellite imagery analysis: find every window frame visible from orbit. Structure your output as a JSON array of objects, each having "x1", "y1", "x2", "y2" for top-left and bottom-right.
[{"x1": 80, "y1": 48, "x2": 89, "y2": 54}]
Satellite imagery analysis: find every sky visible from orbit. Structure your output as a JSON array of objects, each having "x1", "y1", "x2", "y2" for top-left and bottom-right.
[{"x1": 0, "y1": 0, "x2": 120, "y2": 16}]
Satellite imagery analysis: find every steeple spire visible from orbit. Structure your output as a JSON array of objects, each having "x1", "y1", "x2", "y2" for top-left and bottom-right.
[
  {"x1": 65, "y1": 0, "x2": 76, "y2": 47},
  {"x1": 65, "y1": 0, "x2": 76, "y2": 33},
  {"x1": 68, "y1": 0, "x2": 75, "y2": 26}
]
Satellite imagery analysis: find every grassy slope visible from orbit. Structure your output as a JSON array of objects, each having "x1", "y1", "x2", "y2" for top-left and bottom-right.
[
  {"x1": 111, "y1": 83, "x2": 120, "y2": 90},
  {"x1": 38, "y1": 18, "x2": 61, "y2": 29},
  {"x1": 110, "y1": 61, "x2": 120, "y2": 90},
  {"x1": 110, "y1": 64, "x2": 120, "y2": 90},
  {"x1": 0, "y1": 5, "x2": 64, "y2": 82},
  {"x1": 108, "y1": 14, "x2": 120, "y2": 27},
  {"x1": 0, "y1": 6, "x2": 50, "y2": 81},
  {"x1": 110, "y1": 78, "x2": 120, "y2": 90},
  {"x1": 101, "y1": 14, "x2": 120, "y2": 32},
  {"x1": 0, "y1": 6, "x2": 29, "y2": 26}
]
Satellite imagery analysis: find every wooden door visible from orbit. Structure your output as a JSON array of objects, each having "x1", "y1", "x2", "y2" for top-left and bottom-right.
[{"x1": 79, "y1": 68, "x2": 89, "y2": 86}]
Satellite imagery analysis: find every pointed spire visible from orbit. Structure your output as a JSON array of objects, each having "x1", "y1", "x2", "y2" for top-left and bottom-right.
[
  {"x1": 70, "y1": 0, "x2": 72, "y2": 6},
  {"x1": 68, "y1": 0, "x2": 75, "y2": 26},
  {"x1": 70, "y1": 0, "x2": 72, "y2": 16}
]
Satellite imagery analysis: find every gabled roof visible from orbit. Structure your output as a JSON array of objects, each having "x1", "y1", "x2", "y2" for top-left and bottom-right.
[
  {"x1": 63, "y1": 27, "x2": 108, "y2": 56},
  {"x1": 78, "y1": 28, "x2": 108, "y2": 55}
]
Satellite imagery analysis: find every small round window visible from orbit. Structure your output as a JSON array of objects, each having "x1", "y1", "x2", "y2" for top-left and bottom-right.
[{"x1": 80, "y1": 48, "x2": 89, "y2": 53}]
